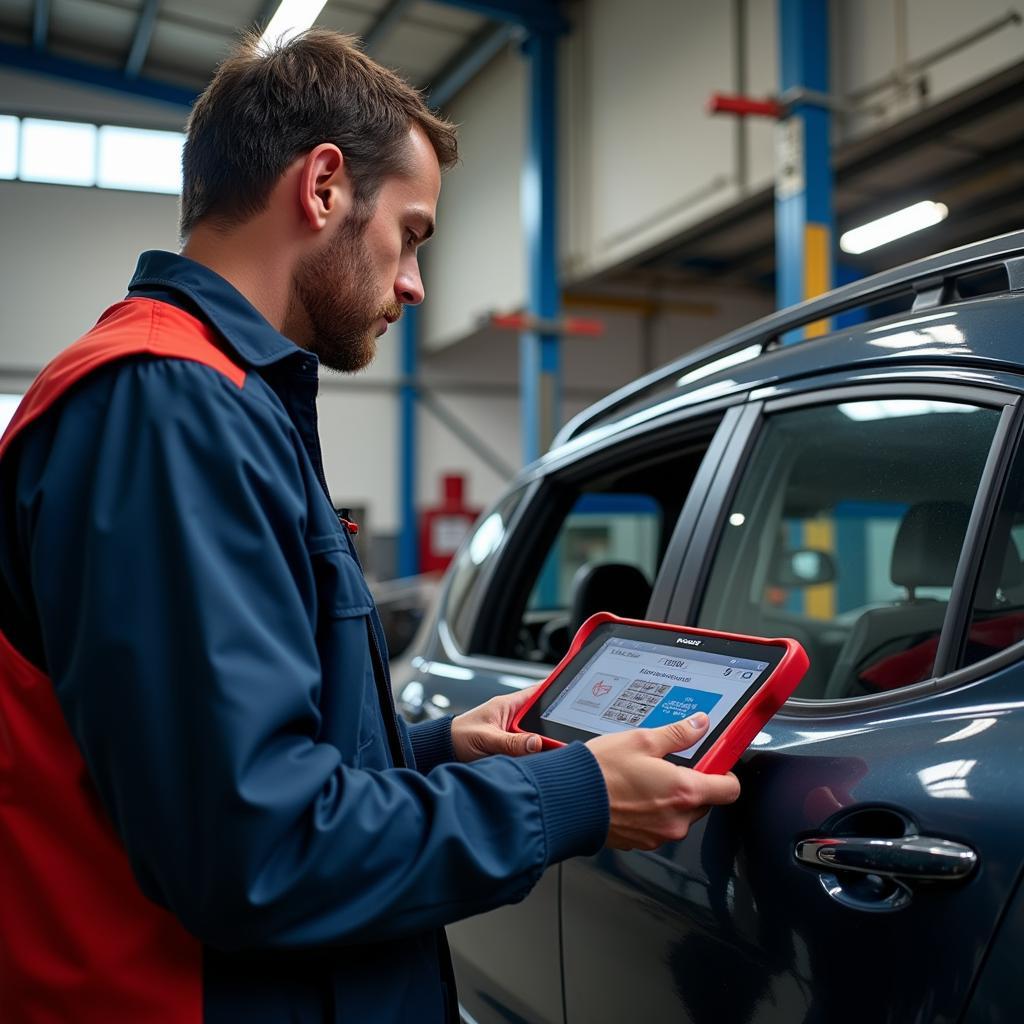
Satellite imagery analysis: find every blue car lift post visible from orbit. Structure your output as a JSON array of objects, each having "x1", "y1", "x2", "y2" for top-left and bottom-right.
[
  {"x1": 711, "y1": 0, "x2": 837, "y2": 613},
  {"x1": 397, "y1": 1, "x2": 568, "y2": 578}
]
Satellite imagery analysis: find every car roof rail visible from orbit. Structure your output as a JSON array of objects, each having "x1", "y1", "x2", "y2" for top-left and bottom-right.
[{"x1": 554, "y1": 229, "x2": 1024, "y2": 448}]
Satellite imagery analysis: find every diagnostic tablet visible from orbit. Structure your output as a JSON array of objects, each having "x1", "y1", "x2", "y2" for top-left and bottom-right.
[{"x1": 511, "y1": 613, "x2": 808, "y2": 774}]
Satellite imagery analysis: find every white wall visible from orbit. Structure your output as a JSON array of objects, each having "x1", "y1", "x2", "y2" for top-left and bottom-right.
[
  {"x1": 571, "y1": 0, "x2": 742, "y2": 279},
  {"x1": 0, "y1": 181, "x2": 182, "y2": 368},
  {"x1": 421, "y1": 44, "x2": 525, "y2": 352}
]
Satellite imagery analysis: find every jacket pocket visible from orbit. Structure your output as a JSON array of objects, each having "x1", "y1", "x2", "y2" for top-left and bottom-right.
[{"x1": 309, "y1": 543, "x2": 390, "y2": 767}]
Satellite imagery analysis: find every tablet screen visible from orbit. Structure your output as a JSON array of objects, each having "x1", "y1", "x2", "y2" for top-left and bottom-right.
[{"x1": 522, "y1": 623, "x2": 785, "y2": 764}]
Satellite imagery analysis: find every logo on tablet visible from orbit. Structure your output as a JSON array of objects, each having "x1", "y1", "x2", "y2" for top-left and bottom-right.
[
  {"x1": 675, "y1": 637, "x2": 702, "y2": 647},
  {"x1": 592, "y1": 680, "x2": 612, "y2": 697}
]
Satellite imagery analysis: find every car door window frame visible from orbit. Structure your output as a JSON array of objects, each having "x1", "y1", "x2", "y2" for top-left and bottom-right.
[
  {"x1": 440, "y1": 481, "x2": 535, "y2": 652},
  {"x1": 440, "y1": 412, "x2": 735, "y2": 673},
  {"x1": 664, "y1": 379, "x2": 1022, "y2": 712}
]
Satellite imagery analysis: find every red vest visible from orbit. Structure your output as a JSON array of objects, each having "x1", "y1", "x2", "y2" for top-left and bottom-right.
[{"x1": 0, "y1": 299, "x2": 245, "y2": 1023}]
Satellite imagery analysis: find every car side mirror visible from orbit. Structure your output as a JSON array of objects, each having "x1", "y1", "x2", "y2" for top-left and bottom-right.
[{"x1": 770, "y1": 548, "x2": 837, "y2": 587}]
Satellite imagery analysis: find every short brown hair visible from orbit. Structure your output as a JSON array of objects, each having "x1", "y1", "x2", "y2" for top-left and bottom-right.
[{"x1": 180, "y1": 29, "x2": 458, "y2": 236}]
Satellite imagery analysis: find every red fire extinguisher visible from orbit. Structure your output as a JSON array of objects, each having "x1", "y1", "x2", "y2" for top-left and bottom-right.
[{"x1": 419, "y1": 474, "x2": 481, "y2": 574}]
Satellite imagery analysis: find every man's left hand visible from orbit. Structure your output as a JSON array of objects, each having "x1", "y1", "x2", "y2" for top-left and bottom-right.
[{"x1": 451, "y1": 685, "x2": 544, "y2": 762}]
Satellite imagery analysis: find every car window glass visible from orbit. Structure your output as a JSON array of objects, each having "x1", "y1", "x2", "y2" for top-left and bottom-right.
[
  {"x1": 446, "y1": 488, "x2": 526, "y2": 651},
  {"x1": 473, "y1": 430, "x2": 717, "y2": 666},
  {"x1": 697, "y1": 399, "x2": 1001, "y2": 700},
  {"x1": 959, "y1": 435, "x2": 1024, "y2": 671}
]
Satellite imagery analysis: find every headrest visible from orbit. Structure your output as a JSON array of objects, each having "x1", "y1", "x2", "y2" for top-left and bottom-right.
[
  {"x1": 891, "y1": 501, "x2": 971, "y2": 590},
  {"x1": 975, "y1": 532, "x2": 1024, "y2": 607},
  {"x1": 570, "y1": 562, "x2": 652, "y2": 637}
]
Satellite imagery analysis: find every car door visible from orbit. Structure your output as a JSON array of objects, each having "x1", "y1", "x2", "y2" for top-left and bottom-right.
[
  {"x1": 401, "y1": 409, "x2": 745, "y2": 1024},
  {"x1": 560, "y1": 379, "x2": 1024, "y2": 1023}
]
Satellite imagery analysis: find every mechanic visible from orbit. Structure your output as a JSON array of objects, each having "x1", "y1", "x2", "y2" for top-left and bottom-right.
[{"x1": 0, "y1": 29, "x2": 740, "y2": 1024}]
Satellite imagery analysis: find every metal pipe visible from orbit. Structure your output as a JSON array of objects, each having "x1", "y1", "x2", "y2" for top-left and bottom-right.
[
  {"x1": 0, "y1": 40, "x2": 197, "y2": 107},
  {"x1": 125, "y1": 0, "x2": 161, "y2": 80},
  {"x1": 32, "y1": 0, "x2": 49, "y2": 53},
  {"x1": 0, "y1": 366, "x2": 610, "y2": 402},
  {"x1": 429, "y1": 23, "x2": 520, "y2": 109},
  {"x1": 362, "y1": 0, "x2": 417, "y2": 56},
  {"x1": 894, "y1": 0, "x2": 909, "y2": 96},
  {"x1": 416, "y1": 389, "x2": 517, "y2": 480},
  {"x1": 733, "y1": 0, "x2": 749, "y2": 189}
]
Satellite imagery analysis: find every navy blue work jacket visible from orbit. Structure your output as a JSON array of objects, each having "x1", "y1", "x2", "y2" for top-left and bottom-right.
[{"x1": 0, "y1": 251, "x2": 609, "y2": 1023}]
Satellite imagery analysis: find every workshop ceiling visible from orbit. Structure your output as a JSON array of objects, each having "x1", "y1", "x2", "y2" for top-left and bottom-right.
[
  {"x1": 612, "y1": 60, "x2": 1024, "y2": 296},
  {"x1": 1, "y1": 0, "x2": 1021, "y2": 301},
  {"x1": 0, "y1": 0, "x2": 491, "y2": 93}
]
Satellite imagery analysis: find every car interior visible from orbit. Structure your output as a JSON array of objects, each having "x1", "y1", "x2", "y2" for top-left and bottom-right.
[{"x1": 697, "y1": 401, "x2": 1001, "y2": 700}]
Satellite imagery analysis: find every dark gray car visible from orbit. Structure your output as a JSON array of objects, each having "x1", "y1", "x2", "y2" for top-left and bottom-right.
[{"x1": 394, "y1": 231, "x2": 1024, "y2": 1024}]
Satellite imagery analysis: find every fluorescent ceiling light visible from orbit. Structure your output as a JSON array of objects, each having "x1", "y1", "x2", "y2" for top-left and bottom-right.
[
  {"x1": 259, "y1": 0, "x2": 329, "y2": 48},
  {"x1": 840, "y1": 201, "x2": 948, "y2": 255}
]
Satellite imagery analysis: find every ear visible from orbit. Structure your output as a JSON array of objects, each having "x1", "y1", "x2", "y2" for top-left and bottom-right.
[{"x1": 297, "y1": 143, "x2": 353, "y2": 232}]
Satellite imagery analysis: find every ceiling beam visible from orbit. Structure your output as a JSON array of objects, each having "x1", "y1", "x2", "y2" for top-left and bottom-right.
[
  {"x1": 362, "y1": 0, "x2": 416, "y2": 55},
  {"x1": 431, "y1": 0, "x2": 566, "y2": 33},
  {"x1": 255, "y1": 0, "x2": 280, "y2": 32},
  {"x1": 428, "y1": 21, "x2": 519, "y2": 108},
  {"x1": 125, "y1": 0, "x2": 161, "y2": 79},
  {"x1": 0, "y1": 40, "x2": 196, "y2": 108},
  {"x1": 32, "y1": 0, "x2": 49, "y2": 52}
]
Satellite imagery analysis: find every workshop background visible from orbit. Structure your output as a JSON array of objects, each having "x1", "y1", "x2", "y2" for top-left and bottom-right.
[{"x1": 1, "y1": 0, "x2": 1022, "y2": 592}]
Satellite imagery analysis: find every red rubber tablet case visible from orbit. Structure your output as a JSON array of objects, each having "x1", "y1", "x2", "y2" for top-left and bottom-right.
[{"x1": 510, "y1": 612, "x2": 809, "y2": 774}]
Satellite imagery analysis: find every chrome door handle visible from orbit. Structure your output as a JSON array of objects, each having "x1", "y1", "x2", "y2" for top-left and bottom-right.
[{"x1": 795, "y1": 835, "x2": 977, "y2": 882}]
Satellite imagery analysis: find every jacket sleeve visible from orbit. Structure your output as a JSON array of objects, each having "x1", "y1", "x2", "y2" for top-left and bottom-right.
[
  {"x1": 407, "y1": 716, "x2": 457, "y2": 773},
  {"x1": 18, "y1": 358, "x2": 609, "y2": 952}
]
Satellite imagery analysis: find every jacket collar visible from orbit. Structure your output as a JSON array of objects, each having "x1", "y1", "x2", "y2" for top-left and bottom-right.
[{"x1": 127, "y1": 250, "x2": 310, "y2": 370}]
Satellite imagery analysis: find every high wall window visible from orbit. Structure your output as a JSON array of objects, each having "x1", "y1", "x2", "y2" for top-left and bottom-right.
[
  {"x1": 0, "y1": 115, "x2": 183, "y2": 195},
  {"x1": 0, "y1": 395, "x2": 24, "y2": 435}
]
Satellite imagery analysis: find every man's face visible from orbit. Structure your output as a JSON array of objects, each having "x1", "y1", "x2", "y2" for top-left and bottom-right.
[{"x1": 293, "y1": 126, "x2": 441, "y2": 373}]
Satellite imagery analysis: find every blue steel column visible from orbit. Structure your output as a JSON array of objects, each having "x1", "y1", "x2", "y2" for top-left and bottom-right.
[
  {"x1": 520, "y1": 30, "x2": 560, "y2": 464},
  {"x1": 776, "y1": 0, "x2": 833, "y2": 339},
  {"x1": 398, "y1": 304, "x2": 420, "y2": 578}
]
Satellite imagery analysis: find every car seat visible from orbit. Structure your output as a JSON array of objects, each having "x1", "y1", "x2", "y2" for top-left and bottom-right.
[
  {"x1": 537, "y1": 562, "x2": 653, "y2": 662},
  {"x1": 569, "y1": 561, "x2": 654, "y2": 638},
  {"x1": 822, "y1": 501, "x2": 972, "y2": 699},
  {"x1": 962, "y1": 524, "x2": 1024, "y2": 663}
]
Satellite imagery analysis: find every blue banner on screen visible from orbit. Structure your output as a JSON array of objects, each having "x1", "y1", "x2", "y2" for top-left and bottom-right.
[{"x1": 639, "y1": 687, "x2": 722, "y2": 728}]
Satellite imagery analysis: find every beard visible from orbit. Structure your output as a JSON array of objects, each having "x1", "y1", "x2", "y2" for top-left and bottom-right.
[{"x1": 289, "y1": 218, "x2": 401, "y2": 373}]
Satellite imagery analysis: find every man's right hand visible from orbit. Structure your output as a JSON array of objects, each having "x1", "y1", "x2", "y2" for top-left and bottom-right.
[{"x1": 586, "y1": 713, "x2": 741, "y2": 850}]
